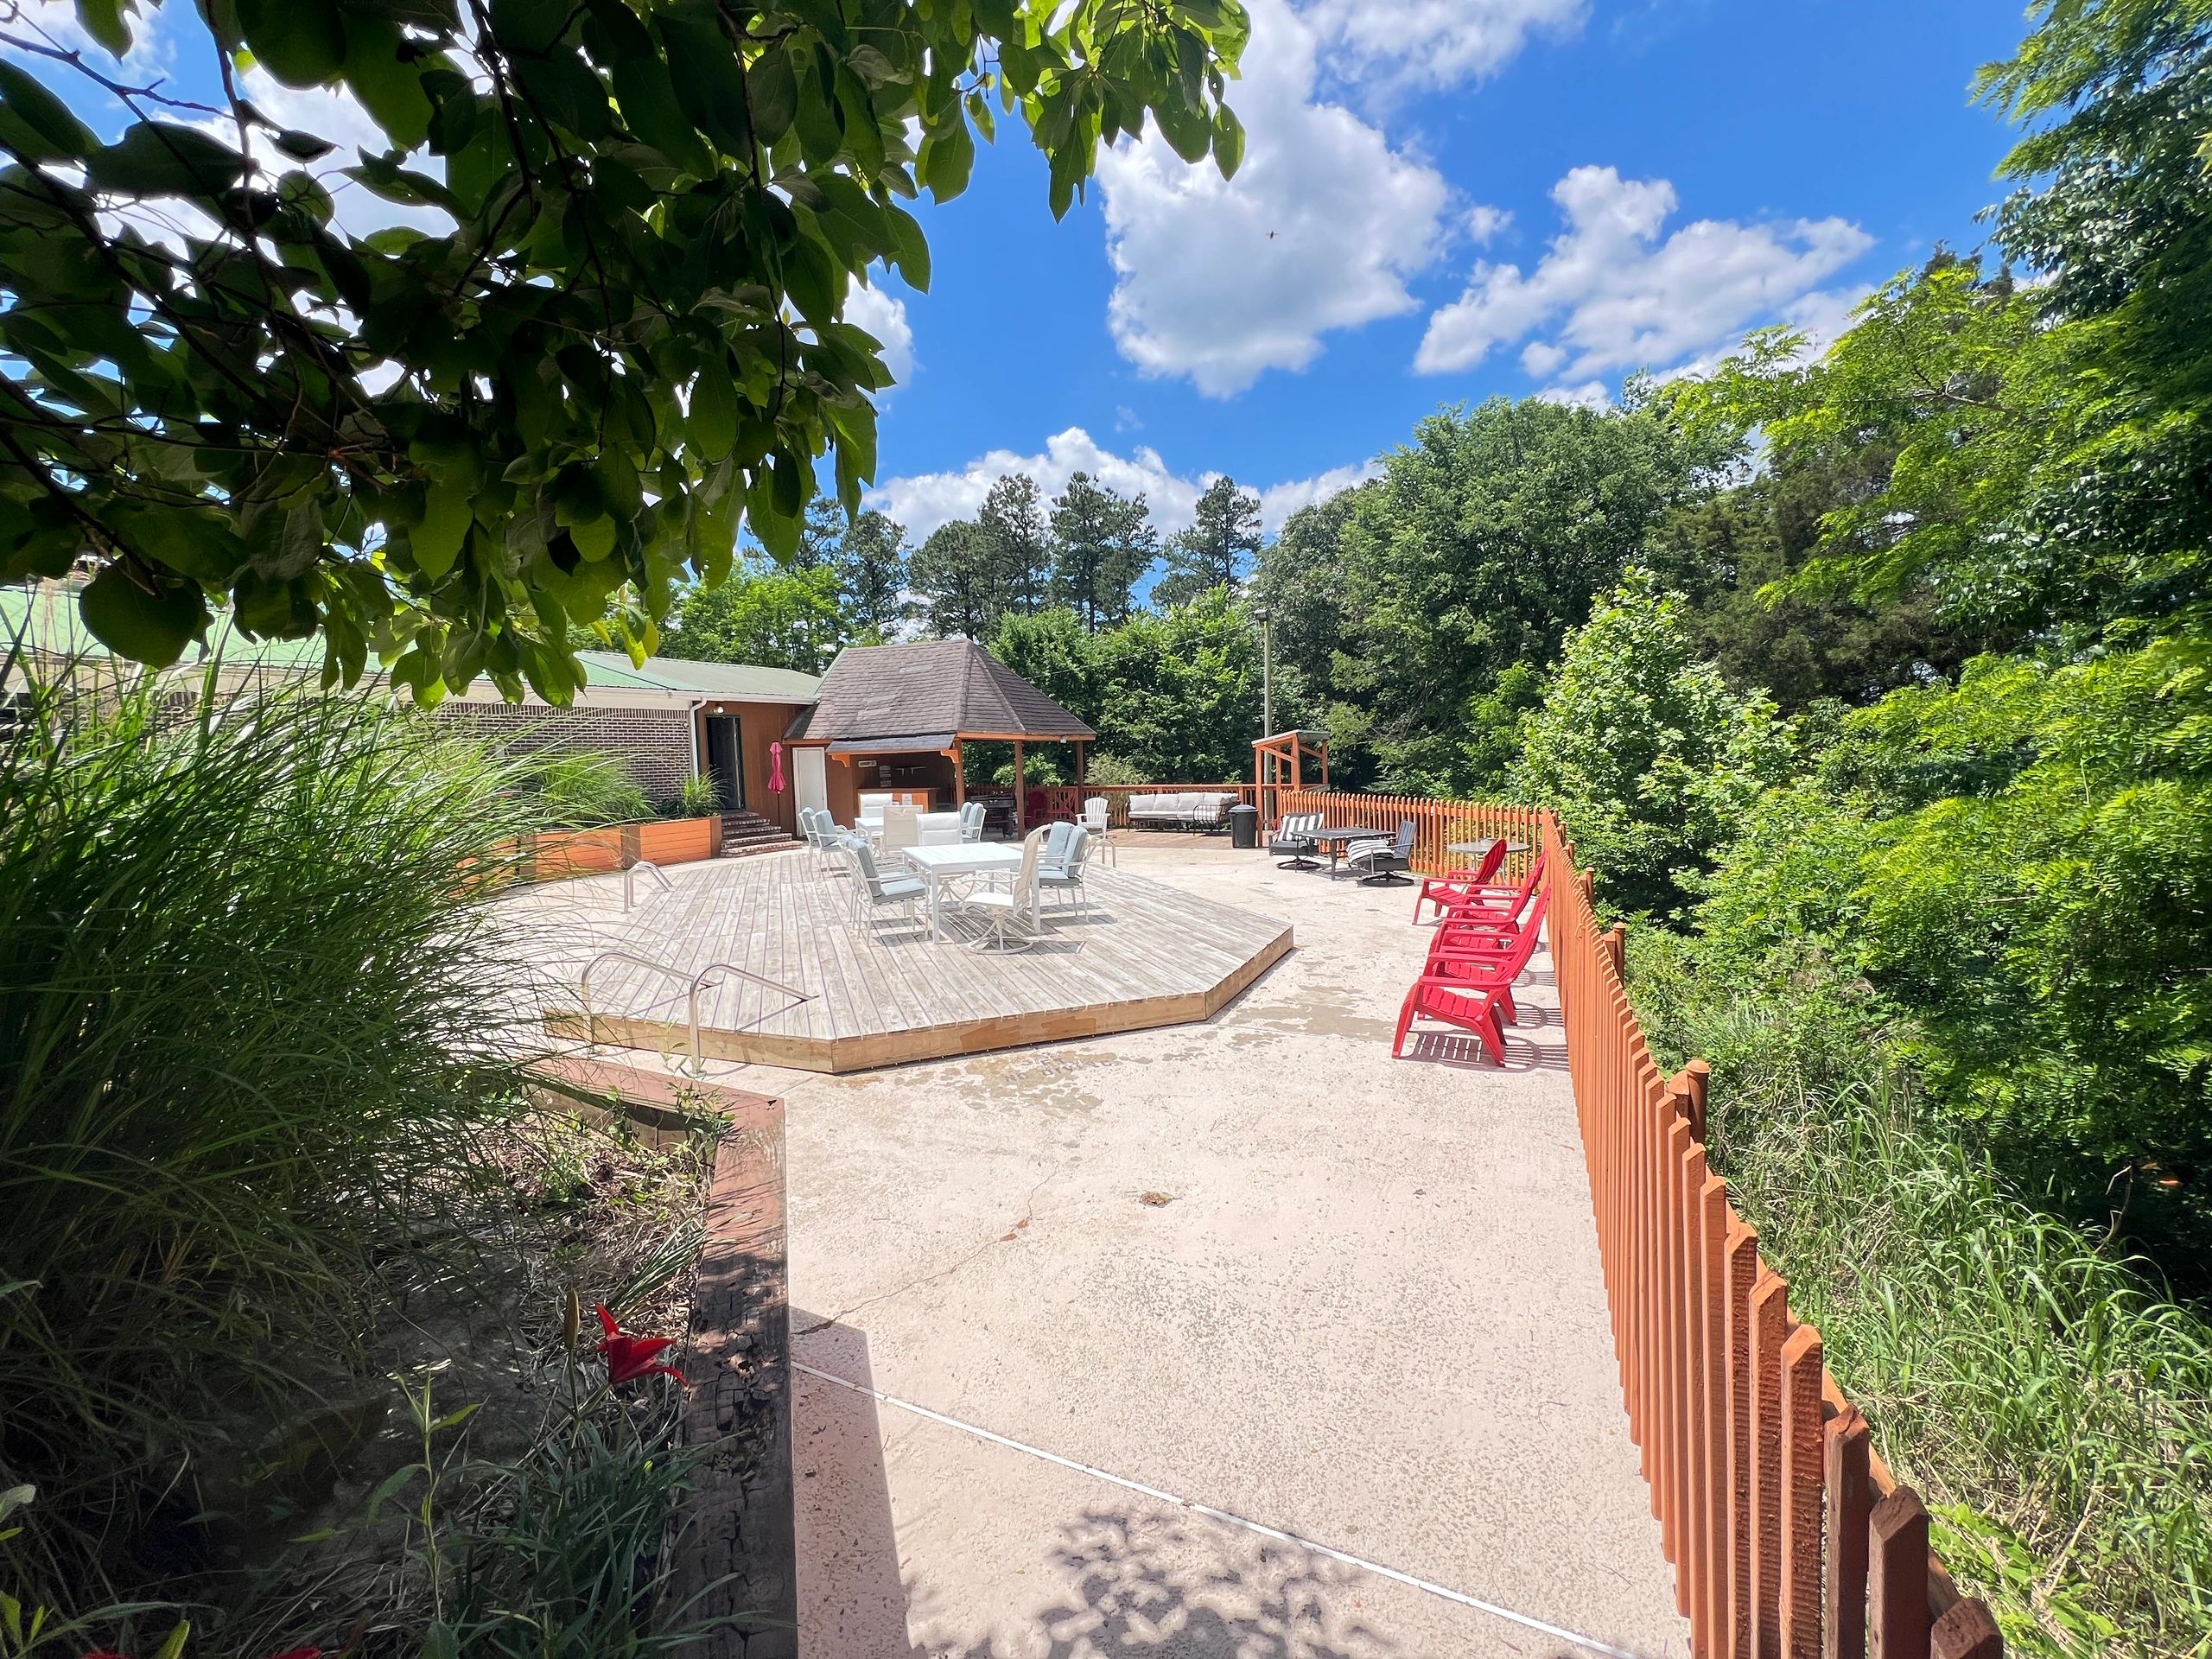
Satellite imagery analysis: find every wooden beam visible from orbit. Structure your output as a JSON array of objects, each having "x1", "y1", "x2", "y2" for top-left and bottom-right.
[
  {"x1": 953, "y1": 741, "x2": 965, "y2": 808},
  {"x1": 1013, "y1": 738, "x2": 1026, "y2": 831}
]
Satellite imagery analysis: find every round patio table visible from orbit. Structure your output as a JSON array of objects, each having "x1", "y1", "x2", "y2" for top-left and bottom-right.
[{"x1": 1446, "y1": 837, "x2": 1530, "y2": 868}]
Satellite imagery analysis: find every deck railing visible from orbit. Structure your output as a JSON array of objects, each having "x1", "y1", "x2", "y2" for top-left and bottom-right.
[
  {"x1": 1034, "y1": 782, "x2": 1258, "y2": 829},
  {"x1": 1539, "y1": 810, "x2": 2003, "y2": 1659}
]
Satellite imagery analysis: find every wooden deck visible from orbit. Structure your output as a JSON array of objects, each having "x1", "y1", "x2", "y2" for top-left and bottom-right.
[{"x1": 542, "y1": 849, "x2": 1294, "y2": 1072}]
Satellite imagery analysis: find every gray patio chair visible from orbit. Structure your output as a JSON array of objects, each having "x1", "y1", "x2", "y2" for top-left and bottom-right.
[
  {"x1": 959, "y1": 800, "x2": 988, "y2": 842},
  {"x1": 965, "y1": 825, "x2": 1048, "y2": 952},
  {"x1": 1039, "y1": 823, "x2": 1092, "y2": 922},
  {"x1": 1268, "y1": 810, "x2": 1323, "y2": 870},
  {"x1": 842, "y1": 839, "x2": 926, "y2": 937},
  {"x1": 1346, "y1": 820, "x2": 1418, "y2": 887},
  {"x1": 801, "y1": 807, "x2": 847, "y2": 874}
]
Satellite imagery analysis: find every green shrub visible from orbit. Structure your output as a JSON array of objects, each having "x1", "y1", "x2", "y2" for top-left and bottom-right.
[
  {"x1": 1511, "y1": 569, "x2": 1790, "y2": 918},
  {"x1": 670, "y1": 772, "x2": 723, "y2": 817},
  {"x1": 529, "y1": 751, "x2": 651, "y2": 827},
  {"x1": 0, "y1": 658, "x2": 537, "y2": 1607},
  {"x1": 1083, "y1": 753, "x2": 1147, "y2": 787}
]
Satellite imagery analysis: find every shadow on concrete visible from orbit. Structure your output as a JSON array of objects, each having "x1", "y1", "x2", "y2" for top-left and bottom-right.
[
  {"x1": 789, "y1": 1313, "x2": 928, "y2": 1659},
  {"x1": 985, "y1": 1509, "x2": 1395, "y2": 1659},
  {"x1": 1398, "y1": 1030, "x2": 1573, "y2": 1073}
]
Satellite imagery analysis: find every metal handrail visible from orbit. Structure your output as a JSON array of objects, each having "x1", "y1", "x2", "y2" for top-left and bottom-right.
[
  {"x1": 576, "y1": 950, "x2": 812, "y2": 1077},
  {"x1": 622, "y1": 859, "x2": 674, "y2": 912}
]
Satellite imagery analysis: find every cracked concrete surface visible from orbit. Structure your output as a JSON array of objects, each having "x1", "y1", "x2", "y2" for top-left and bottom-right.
[{"x1": 706, "y1": 837, "x2": 1688, "y2": 1658}]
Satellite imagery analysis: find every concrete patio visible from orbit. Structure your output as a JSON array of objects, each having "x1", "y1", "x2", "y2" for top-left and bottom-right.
[{"x1": 721, "y1": 837, "x2": 1688, "y2": 1657}]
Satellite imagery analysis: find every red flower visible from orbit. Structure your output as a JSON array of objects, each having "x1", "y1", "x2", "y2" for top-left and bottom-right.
[{"x1": 594, "y1": 1304, "x2": 685, "y2": 1388}]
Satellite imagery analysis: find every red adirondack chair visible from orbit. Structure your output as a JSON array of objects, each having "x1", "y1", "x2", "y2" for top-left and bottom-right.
[
  {"x1": 1426, "y1": 886, "x2": 1550, "y2": 1026},
  {"x1": 1415, "y1": 850, "x2": 1545, "y2": 931},
  {"x1": 1408, "y1": 839, "x2": 1508, "y2": 922},
  {"x1": 1395, "y1": 885, "x2": 1551, "y2": 1060}
]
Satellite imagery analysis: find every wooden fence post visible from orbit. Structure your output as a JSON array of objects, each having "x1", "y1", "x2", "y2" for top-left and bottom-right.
[
  {"x1": 1824, "y1": 1408, "x2": 1872, "y2": 1659},
  {"x1": 1779, "y1": 1325, "x2": 1826, "y2": 1659},
  {"x1": 1869, "y1": 1489, "x2": 1932, "y2": 1659}
]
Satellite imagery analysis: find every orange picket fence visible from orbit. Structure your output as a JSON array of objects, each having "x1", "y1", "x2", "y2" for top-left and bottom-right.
[
  {"x1": 1280, "y1": 788, "x2": 1546, "y2": 879},
  {"x1": 1539, "y1": 811, "x2": 2002, "y2": 1659}
]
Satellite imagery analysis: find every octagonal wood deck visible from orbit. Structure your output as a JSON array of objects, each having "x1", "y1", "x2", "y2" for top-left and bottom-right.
[{"x1": 546, "y1": 849, "x2": 1294, "y2": 1073}]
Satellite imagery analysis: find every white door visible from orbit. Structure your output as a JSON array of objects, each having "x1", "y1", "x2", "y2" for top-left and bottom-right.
[{"x1": 794, "y1": 746, "x2": 828, "y2": 817}]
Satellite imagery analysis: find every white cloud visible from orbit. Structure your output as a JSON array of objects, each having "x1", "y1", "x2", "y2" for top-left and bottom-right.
[
  {"x1": 868, "y1": 426, "x2": 1370, "y2": 541},
  {"x1": 1465, "y1": 204, "x2": 1513, "y2": 245},
  {"x1": 1415, "y1": 165, "x2": 1874, "y2": 385},
  {"x1": 1258, "y1": 459, "x2": 1382, "y2": 524},
  {"x1": 1299, "y1": 0, "x2": 1587, "y2": 95},
  {"x1": 842, "y1": 282, "x2": 916, "y2": 389},
  {"x1": 1536, "y1": 380, "x2": 1611, "y2": 410},
  {"x1": 1094, "y1": 0, "x2": 1451, "y2": 397}
]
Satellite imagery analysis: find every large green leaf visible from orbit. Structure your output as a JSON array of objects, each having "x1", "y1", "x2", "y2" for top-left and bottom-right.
[
  {"x1": 238, "y1": 0, "x2": 348, "y2": 88},
  {"x1": 87, "y1": 123, "x2": 247, "y2": 198},
  {"x1": 79, "y1": 563, "x2": 207, "y2": 668},
  {"x1": 0, "y1": 61, "x2": 97, "y2": 162}
]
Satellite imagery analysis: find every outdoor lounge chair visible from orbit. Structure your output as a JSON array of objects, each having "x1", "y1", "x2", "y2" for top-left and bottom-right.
[
  {"x1": 1346, "y1": 820, "x2": 1417, "y2": 886},
  {"x1": 842, "y1": 839, "x2": 926, "y2": 937},
  {"x1": 1268, "y1": 810, "x2": 1323, "y2": 870},
  {"x1": 1039, "y1": 823, "x2": 1092, "y2": 922},
  {"x1": 964, "y1": 825, "x2": 1048, "y2": 952}
]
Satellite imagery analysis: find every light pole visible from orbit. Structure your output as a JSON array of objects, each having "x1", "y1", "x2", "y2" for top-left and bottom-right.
[{"x1": 1253, "y1": 602, "x2": 1273, "y2": 737}]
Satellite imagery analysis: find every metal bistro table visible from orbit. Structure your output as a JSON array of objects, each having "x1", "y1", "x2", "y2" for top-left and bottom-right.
[
  {"x1": 903, "y1": 842, "x2": 1023, "y2": 940},
  {"x1": 1444, "y1": 837, "x2": 1532, "y2": 869},
  {"x1": 1308, "y1": 825, "x2": 1385, "y2": 879}
]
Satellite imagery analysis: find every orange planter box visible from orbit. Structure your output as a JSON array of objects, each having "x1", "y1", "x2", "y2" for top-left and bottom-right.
[
  {"x1": 532, "y1": 827, "x2": 625, "y2": 878},
  {"x1": 638, "y1": 817, "x2": 715, "y2": 866}
]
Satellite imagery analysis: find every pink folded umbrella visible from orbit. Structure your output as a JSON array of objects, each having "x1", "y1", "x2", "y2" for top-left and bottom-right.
[{"x1": 768, "y1": 741, "x2": 785, "y2": 792}]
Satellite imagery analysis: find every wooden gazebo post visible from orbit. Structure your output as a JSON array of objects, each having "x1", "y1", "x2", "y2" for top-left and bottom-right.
[{"x1": 1013, "y1": 738, "x2": 1026, "y2": 830}]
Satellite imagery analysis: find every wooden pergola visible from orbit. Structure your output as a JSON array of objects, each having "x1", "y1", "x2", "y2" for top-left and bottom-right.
[{"x1": 1253, "y1": 728, "x2": 1329, "y2": 829}]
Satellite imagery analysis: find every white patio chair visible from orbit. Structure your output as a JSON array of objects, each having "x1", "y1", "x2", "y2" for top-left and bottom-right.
[
  {"x1": 1039, "y1": 823, "x2": 1092, "y2": 922},
  {"x1": 880, "y1": 804, "x2": 921, "y2": 860},
  {"x1": 965, "y1": 825, "x2": 1048, "y2": 952},
  {"x1": 959, "y1": 801, "x2": 988, "y2": 842},
  {"x1": 916, "y1": 810, "x2": 964, "y2": 846},
  {"x1": 1081, "y1": 796, "x2": 1114, "y2": 867},
  {"x1": 842, "y1": 840, "x2": 926, "y2": 938}
]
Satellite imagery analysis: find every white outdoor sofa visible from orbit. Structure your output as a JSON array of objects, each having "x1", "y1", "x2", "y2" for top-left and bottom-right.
[{"x1": 1125, "y1": 790, "x2": 1239, "y2": 830}]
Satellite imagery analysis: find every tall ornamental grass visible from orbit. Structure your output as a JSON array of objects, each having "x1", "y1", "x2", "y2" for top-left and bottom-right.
[
  {"x1": 0, "y1": 653, "x2": 538, "y2": 1606},
  {"x1": 1630, "y1": 935, "x2": 2212, "y2": 1658}
]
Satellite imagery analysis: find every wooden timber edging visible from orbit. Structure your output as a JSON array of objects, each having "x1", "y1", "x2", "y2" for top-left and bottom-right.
[
  {"x1": 1536, "y1": 813, "x2": 2005, "y2": 1659},
  {"x1": 524, "y1": 1055, "x2": 795, "y2": 1658},
  {"x1": 550, "y1": 919, "x2": 1294, "y2": 1074}
]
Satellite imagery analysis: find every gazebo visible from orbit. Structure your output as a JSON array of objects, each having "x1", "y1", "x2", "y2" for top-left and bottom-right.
[
  {"x1": 782, "y1": 639, "x2": 1096, "y2": 831},
  {"x1": 1253, "y1": 728, "x2": 1330, "y2": 829}
]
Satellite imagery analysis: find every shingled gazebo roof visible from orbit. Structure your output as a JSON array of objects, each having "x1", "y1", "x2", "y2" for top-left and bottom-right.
[{"x1": 783, "y1": 639, "x2": 1094, "y2": 749}]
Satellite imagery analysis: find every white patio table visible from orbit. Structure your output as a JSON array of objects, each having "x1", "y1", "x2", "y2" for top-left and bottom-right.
[{"x1": 902, "y1": 842, "x2": 1022, "y2": 941}]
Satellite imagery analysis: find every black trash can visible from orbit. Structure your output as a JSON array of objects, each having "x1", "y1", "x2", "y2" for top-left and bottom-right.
[{"x1": 1229, "y1": 803, "x2": 1259, "y2": 849}]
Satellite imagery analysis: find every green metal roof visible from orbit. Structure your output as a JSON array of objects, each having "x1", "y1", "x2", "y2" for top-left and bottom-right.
[{"x1": 3, "y1": 583, "x2": 821, "y2": 704}]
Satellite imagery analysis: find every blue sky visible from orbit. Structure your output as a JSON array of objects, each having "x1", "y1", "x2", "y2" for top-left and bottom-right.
[
  {"x1": 11, "y1": 0, "x2": 2031, "y2": 543},
  {"x1": 866, "y1": 0, "x2": 2031, "y2": 539}
]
